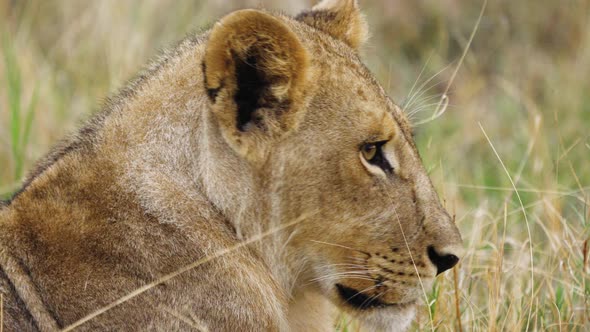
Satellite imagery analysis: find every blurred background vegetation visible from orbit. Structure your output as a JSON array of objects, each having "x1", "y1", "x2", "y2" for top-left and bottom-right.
[{"x1": 1, "y1": 0, "x2": 589, "y2": 330}]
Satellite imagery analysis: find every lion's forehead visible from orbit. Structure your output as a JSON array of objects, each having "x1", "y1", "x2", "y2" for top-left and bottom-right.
[
  {"x1": 320, "y1": 55, "x2": 415, "y2": 143},
  {"x1": 289, "y1": 18, "x2": 417, "y2": 151}
]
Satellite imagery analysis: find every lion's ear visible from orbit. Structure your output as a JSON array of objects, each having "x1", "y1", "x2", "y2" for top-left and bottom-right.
[
  {"x1": 203, "y1": 9, "x2": 309, "y2": 164},
  {"x1": 296, "y1": 0, "x2": 368, "y2": 50}
]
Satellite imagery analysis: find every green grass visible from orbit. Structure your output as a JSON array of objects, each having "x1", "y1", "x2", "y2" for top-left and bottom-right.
[
  {"x1": 1, "y1": 33, "x2": 37, "y2": 199},
  {"x1": 1, "y1": 1, "x2": 589, "y2": 330}
]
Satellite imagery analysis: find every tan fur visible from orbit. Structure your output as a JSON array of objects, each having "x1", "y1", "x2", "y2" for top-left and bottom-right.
[
  {"x1": 0, "y1": 1, "x2": 462, "y2": 331},
  {"x1": 296, "y1": 0, "x2": 369, "y2": 50}
]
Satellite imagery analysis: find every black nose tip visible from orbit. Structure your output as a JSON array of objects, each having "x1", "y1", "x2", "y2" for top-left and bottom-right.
[{"x1": 427, "y1": 246, "x2": 459, "y2": 275}]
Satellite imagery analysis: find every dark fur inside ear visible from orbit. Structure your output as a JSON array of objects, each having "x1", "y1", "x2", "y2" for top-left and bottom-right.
[
  {"x1": 202, "y1": 62, "x2": 222, "y2": 103},
  {"x1": 234, "y1": 54, "x2": 266, "y2": 131},
  {"x1": 202, "y1": 9, "x2": 309, "y2": 162}
]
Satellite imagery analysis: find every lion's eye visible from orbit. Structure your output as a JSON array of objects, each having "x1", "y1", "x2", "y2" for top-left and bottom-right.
[
  {"x1": 360, "y1": 141, "x2": 394, "y2": 174},
  {"x1": 361, "y1": 143, "x2": 377, "y2": 161}
]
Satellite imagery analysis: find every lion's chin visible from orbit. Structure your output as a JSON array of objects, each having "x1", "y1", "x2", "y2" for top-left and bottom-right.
[
  {"x1": 357, "y1": 303, "x2": 416, "y2": 332},
  {"x1": 334, "y1": 284, "x2": 417, "y2": 331}
]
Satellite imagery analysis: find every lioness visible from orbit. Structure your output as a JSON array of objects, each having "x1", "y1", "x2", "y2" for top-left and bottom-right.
[{"x1": 0, "y1": 0, "x2": 462, "y2": 331}]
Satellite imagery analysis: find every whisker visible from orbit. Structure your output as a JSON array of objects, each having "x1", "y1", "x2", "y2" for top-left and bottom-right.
[
  {"x1": 303, "y1": 275, "x2": 376, "y2": 288},
  {"x1": 310, "y1": 274, "x2": 375, "y2": 283},
  {"x1": 413, "y1": 94, "x2": 450, "y2": 125},
  {"x1": 406, "y1": 92, "x2": 446, "y2": 113},
  {"x1": 408, "y1": 103, "x2": 457, "y2": 122},
  {"x1": 404, "y1": 53, "x2": 434, "y2": 109},
  {"x1": 309, "y1": 269, "x2": 377, "y2": 281},
  {"x1": 360, "y1": 288, "x2": 388, "y2": 308},
  {"x1": 345, "y1": 283, "x2": 383, "y2": 308},
  {"x1": 346, "y1": 254, "x2": 368, "y2": 261},
  {"x1": 309, "y1": 240, "x2": 369, "y2": 255},
  {"x1": 309, "y1": 267, "x2": 370, "y2": 276},
  {"x1": 408, "y1": 104, "x2": 457, "y2": 123},
  {"x1": 407, "y1": 101, "x2": 448, "y2": 117},
  {"x1": 403, "y1": 62, "x2": 453, "y2": 112},
  {"x1": 313, "y1": 263, "x2": 368, "y2": 270},
  {"x1": 404, "y1": 78, "x2": 446, "y2": 114}
]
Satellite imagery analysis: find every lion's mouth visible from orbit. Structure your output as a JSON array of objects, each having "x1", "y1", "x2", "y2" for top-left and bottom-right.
[{"x1": 336, "y1": 284, "x2": 416, "y2": 310}]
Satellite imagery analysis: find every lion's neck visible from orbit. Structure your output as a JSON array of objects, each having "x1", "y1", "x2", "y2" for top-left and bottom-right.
[{"x1": 194, "y1": 108, "x2": 313, "y2": 301}]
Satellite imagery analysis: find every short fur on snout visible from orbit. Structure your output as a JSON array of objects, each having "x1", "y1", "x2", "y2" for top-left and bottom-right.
[{"x1": 0, "y1": 1, "x2": 462, "y2": 331}]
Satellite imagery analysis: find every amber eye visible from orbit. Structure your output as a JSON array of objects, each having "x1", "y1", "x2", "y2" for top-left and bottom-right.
[
  {"x1": 361, "y1": 143, "x2": 377, "y2": 161},
  {"x1": 360, "y1": 141, "x2": 394, "y2": 174}
]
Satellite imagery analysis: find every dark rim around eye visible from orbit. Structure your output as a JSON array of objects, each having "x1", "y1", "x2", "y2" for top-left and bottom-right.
[{"x1": 361, "y1": 141, "x2": 393, "y2": 174}]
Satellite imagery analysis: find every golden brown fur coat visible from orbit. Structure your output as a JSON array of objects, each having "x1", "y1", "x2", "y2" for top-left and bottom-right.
[{"x1": 1, "y1": 1, "x2": 462, "y2": 331}]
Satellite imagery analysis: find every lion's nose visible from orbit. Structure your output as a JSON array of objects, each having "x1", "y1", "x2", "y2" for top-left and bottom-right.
[{"x1": 427, "y1": 246, "x2": 459, "y2": 275}]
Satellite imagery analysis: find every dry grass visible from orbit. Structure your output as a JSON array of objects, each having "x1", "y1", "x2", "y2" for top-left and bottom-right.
[{"x1": 1, "y1": 0, "x2": 589, "y2": 331}]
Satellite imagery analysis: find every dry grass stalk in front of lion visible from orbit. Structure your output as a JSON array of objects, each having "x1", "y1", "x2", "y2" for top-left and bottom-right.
[
  {"x1": 1, "y1": 1, "x2": 590, "y2": 331},
  {"x1": 61, "y1": 212, "x2": 315, "y2": 331}
]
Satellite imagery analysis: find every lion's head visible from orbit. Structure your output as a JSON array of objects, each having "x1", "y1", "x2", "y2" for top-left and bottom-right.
[{"x1": 201, "y1": 0, "x2": 462, "y2": 328}]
